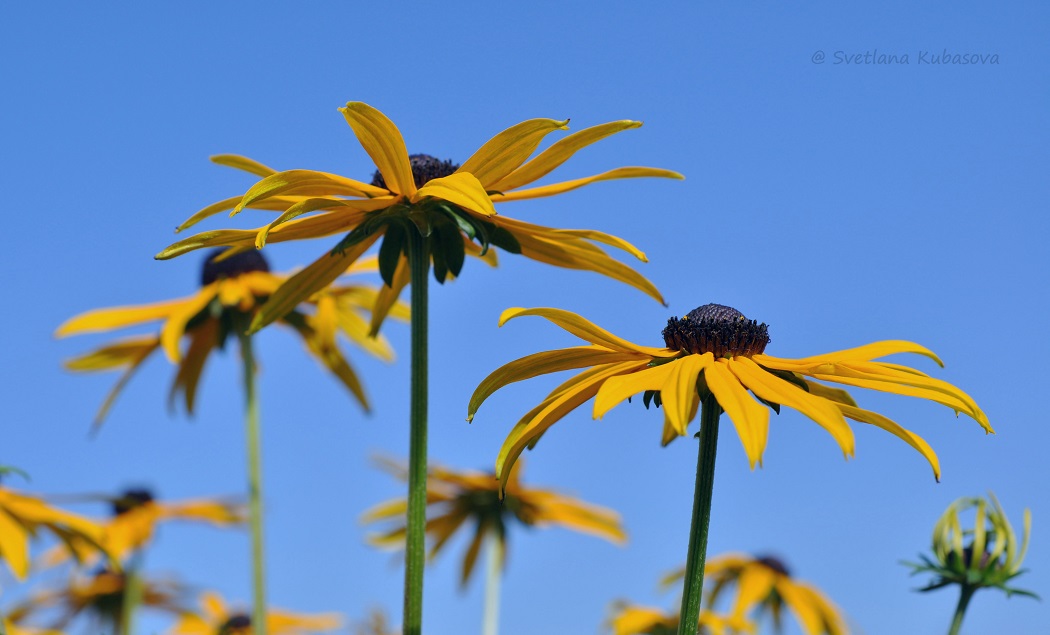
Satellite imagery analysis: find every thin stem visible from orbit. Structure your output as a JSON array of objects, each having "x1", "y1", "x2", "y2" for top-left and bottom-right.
[
  {"x1": 403, "y1": 228, "x2": 430, "y2": 635},
  {"x1": 239, "y1": 331, "x2": 268, "y2": 635},
  {"x1": 482, "y1": 528, "x2": 504, "y2": 635},
  {"x1": 947, "y1": 585, "x2": 976, "y2": 635},
  {"x1": 677, "y1": 395, "x2": 721, "y2": 635},
  {"x1": 119, "y1": 550, "x2": 144, "y2": 635}
]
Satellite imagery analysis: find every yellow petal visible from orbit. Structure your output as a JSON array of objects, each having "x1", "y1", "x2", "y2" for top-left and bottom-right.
[
  {"x1": 489, "y1": 120, "x2": 642, "y2": 192},
  {"x1": 802, "y1": 380, "x2": 858, "y2": 407},
  {"x1": 160, "y1": 288, "x2": 218, "y2": 363},
  {"x1": 368, "y1": 253, "x2": 410, "y2": 337},
  {"x1": 233, "y1": 170, "x2": 386, "y2": 215},
  {"x1": 459, "y1": 521, "x2": 489, "y2": 587},
  {"x1": 459, "y1": 118, "x2": 569, "y2": 188},
  {"x1": 775, "y1": 580, "x2": 826, "y2": 635},
  {"x1": 837, "y1": 403, "x2": 941, "y2": 481},
  {"x1": 704, "y1": 361, "x2": 769, "y2": 469},
  {"x1": 210, "y1": 153, "x2": 277, "y2": 177},
  {"x1": 498, "y1": 307, "x2": 674, "y2": 357},
  {"x1": 491, "y1": 167, "x2": 684, "y2": 202},
  {"x1": 527, "y1": 495, "x2": 626, "y2": 544},
  {"x1": 255, "y1": 196, "x2": 394, "y2": 249},
  {"x1": 286, "y1": 316, "x2": 370, "y2": 411},
  {"x1": 662, "y1": 354, "x2": 709, "y2": 437},
  {"x1": 495, "y1": 215, "x2": 649, "y2": 261},
  {"x1": 0, "y1": 508, "x2": 30, "y2": 579},
  {"x1": 412, "y1": 172, "x2": 496, "y2": 217},
  {"x1": 592, "y1": 363, "x2": 673, "y2": 420},
  {"x1": 339, "y1": 102, "x2": 416, "y2": 196},
  {"x1": 168, "y1": 319, "x2": 218, "y2": 415},
  {"x1": 64, "y1": 336, "x2": 161, "y2": 371},
  {"x1": 731, "y1": 565, "x2": 776, "y2": 619},
  {"x1": 57, "y1": 297, "x2": 193, "y2": 337},
  {"x1": 789, "y1": 340, "x2": 944, "y2": 367}
]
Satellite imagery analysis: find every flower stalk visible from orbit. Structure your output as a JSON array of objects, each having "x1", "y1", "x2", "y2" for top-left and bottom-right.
[
  {"x1": 119, "y1": 551, "x2": 143, "y2": 635},
  {"x1": 238, "y1": 329, "x2": 268, "y2": 635},
  {"x1": 947, "y1": 585, "x2": 976, "y2": 635},
  {"x1": 482, "y1": 528, "x2": 504, "y2": 635},
  {"x1": 403, "y1": 227, "x2": 429, "y2": 635},
  {"x1": 677, "y1": 395, "x2": 721, "y2": 635}
]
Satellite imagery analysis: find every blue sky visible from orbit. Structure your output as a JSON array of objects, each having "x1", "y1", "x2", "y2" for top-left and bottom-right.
[{"x1": 2, "y1": 1, "x2": 1048, "y2": 634}]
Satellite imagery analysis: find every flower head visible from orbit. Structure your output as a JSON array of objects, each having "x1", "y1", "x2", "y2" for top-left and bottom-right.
[
  {"x1": 168, "y1": 591, "x2": 342, "y2": 635},
  {"x1": 663, "y1": 554, "x2": 849, "y2": 635},
  {"x1": 157, "y1": 102, "x2": 682, "y2": 335},
  {"x1": 57, "y1": 250, "x2": 405, "y2": 427},
  {"x1": 906, "y1": 492, "x2": 1036, "y2": 599},
  {"x1": 0, "y1": 485, "x2": 111, "y2": 579},
  {"x1": 608, "y1": 602, "x2": 753, "y2": 635},
  {"x1": 469, "y1": 305, "x2": 991, "y2": 489},
  {"x1": 361, "y1": 457, "x2": 625, "y2": 586}
]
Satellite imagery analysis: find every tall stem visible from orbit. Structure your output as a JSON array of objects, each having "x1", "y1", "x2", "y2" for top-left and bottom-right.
[
  {"x1": 403, "y1": 229, "x2": 430, "y2": 635},
  {"x1": 947, "y1": 585, "x2": 976, "y2": 635},
  {"x1": 482, "y1": 528, "x2": 504, "y2": 635},
  {"x1": 119, "y1": 550, "x2": 143, "y2": 635},
  {"x1": 239, "y1": 331, "x2": 268, "y2": 635},
  {"x1": 677, "y1": 395, "x2": 721, "y2": 635}
]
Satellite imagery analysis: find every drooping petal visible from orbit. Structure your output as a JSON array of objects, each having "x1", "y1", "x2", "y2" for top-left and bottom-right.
[
  {"x1": 592, "y1": 363, "x2": 675, "y2": 420},
  {"x1": 495, "y1": 215, "x2": 649, "y2": 261},
  {"x1": 286, "y1": 316, "x2": 370, "y2": 411},
  {"x1": 158, "y1": 212, "x2": 369, "y2": 260},
  {"x1": 89, "y1": 339, "x2": 161, "y2": 428},
  {"x1": 784, "y1": 340, "x2": 944, "y2": 367},
  {"x1": 56, "y1": 297, "x2": 193, "y2": 337},
  {"x1": 730, "y1": 565, "x2": 776, "y2": 621},
  {"x1": 210, "y1": 153, "x2": 278, "y2": 177},
  {"x1": 801, "y1": 380, "x2": 858, "y2": 407},
  {"x1": 256, "y1": 196, "x2": 395, "y2": 249},
  {"x1": 498, "y1": 307, "x2": 675, "y2": 357},
  {"x1": 63, "y1": 336, "x2": 161, "y2": 371},
  {"x1": 232, "y1": 170, "x2": 387, "y2": 215},
  {"x1": 489, "y1": 120, "x2": 642, "y2": 192},
  {"x1": 368, "y1": 253, "x2": 410, "y2": 337},
  {"x1": 334, "y1": 304, "x2": 396, "y2": 362},
  {"x1": 0, "y1": 508, "x2": 30, "y2": 579},
  {"x1": 339, "y1": 102, "x2": 416, "y2": 197},
  {"x1": 160, "y1": 288, "x2": 218, "y2": 362},
  {"x1": 412, "y1": 172, "x2": 496, "y2": 217},
  {"x1": 661, "y1": 354, "x2": 709, "y2": 437},
  {"x1": 168, "y1": 319, "x2": 219, "y2": 415},
  {"x1": 459, "y1": 118, "x2": 570, "y2": 188},
  {"x1": 469, "y1": 346, "x2": 645, "y2": 421},
  {"x1": 490, "y1": 167, "x2": 684, "y2": 202},
  {"x1": 729, "y1": 358, "x2": 854, "y2": 458},
  {"x1": 837, "y1": 402, "x2": 941, "y2": 481},
  {"x1": 775, "y1": 580, "x2": 827, "y2": 635},
  {"x1": 176, "y1": 195, "x2": 314, "y2": 234},
  {"x1": 704, "y1": 360, "x2": 769, "y2": 469},
  {"x1": 526, "y1": 493, "x2": 626, "y2": 544}
]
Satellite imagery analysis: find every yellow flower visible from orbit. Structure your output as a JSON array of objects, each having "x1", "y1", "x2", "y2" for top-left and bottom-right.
[
  {"x1": 469, "y1": 304, "x2": 992, "y2": 488},
  {"x1": 608, "y1": 602, "x2": 753, "y2": 635},
  {"x1": 361, "y1": 457, "x2": 625, "y2": 586},
  {"x1": 56, "y1": 250, "x2": 405, "y2": 426},
  {"x1": 156, "y1": 102, "x2": 682, "y2": 334},
  {"x1": 45, "y1": 488, "x2": 244, "y2": 568},
  {"x1": 663, "y1": 554, "x2": 848, "y2": 635},
  {"x1": 168, "y1": 590, "x2": 342, "y2": 635},
  {"x1": 6, "y1": 569, "x2": 187, "y2": 632},
  {"x1": 0, "y1": 485, "x2": 111, "y2": 579}
]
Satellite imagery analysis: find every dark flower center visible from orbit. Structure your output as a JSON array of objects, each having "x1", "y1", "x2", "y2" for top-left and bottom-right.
[
  {"x1": 756, "y1": 554, "x2": 792, "y2": 577},
  {"x1": 371, "y1": 154, "x2": 459, "y2": 190},
  {"x1": 201, "y1": 249, "x2": 271, "y2": 286},
  {"x1": 112, "y1": 488, "x2": 155, "y2": 516},
  {"x1": 220, "y1": 614, "x2": 252, "y2": 634},
  {"x1": 662, "y1": 304, "x2": 770, "y2": 358}
]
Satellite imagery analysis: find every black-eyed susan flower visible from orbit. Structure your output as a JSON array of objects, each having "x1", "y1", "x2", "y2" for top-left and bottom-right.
[
  {"x1": 608, "y1": 602, "x2": 753, "y2": 635},
  {"x1": 469, "y1": 303, "x2": 990, "y2": 633},
  {"x1": 5, "y1": 569, "x2": 187, "y2": 633},
  {"x1": 905, "y1": 493, "x2": 1035, "y2": 635},
  {"x1": 663, "y1": 554, "x2": 849, "y2": 635},
  {"x1": 45, "y1": 488, "x2": 244, "y2": 568},
  {"x1": 0, "y1": 485, "x2": 110, "y2": 580},
  {"x1": 362, "y1": 457, "x2": 624, "y2": 635},
  {"x1": 56, "y1": 250, "x2": 404, "y2": 427},
  {"x1": 156, "y1": 102, "x2": 682, "y2": 335},
  {"x1": 168, "y1": 591, "x2": 341, "y2": 635}
]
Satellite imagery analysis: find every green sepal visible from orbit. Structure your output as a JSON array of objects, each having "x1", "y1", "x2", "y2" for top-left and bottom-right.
[
  {"x1": 756, "y1": 396, "x2": 782, "y2": 415},
  {"x1": 378, "y1": 221, "x2": 406, "y2": 288},
  {"x1": 431, "y1": 216, "x2": 466, "y2": 281},
  {"x1": 762, "y1": 366, "x2": 810, "y2": 392},
  {"x1": 406, "y1": 207, "x2": 432, "y2": 237},
  {"x1": 0, "y1": 465, "x2": 30, "y2": 482},
  {"x1": 487, "y1": 223, "x2": 521, "y2": 254}
]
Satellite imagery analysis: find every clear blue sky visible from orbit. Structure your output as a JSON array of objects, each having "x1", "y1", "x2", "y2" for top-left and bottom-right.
[{"x1": 2, "y1": 2, "x2": 1047, "y2": 634}]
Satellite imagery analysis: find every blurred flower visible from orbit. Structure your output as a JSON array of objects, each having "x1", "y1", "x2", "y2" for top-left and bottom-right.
[
  {"x1": 906, "y1": 492, "x2": 1036, "y2": 599},
  {"x1": 608, "y1": 602, "x2": 752, "y2": 635},
  {"x1": 350, "y1": 609, "x2": 397, "y2": 635},
  {"x1": 361, "y1": 457, "x2": 625, "y2": 586},
  {"x1": 156, "y1": 102, "x2": 682, "y2": 334},
  {"x1": 45, "y1": 488, "x2": 244, "y2": 568},
  {"x1": 664, "y1": 554, "x2": 848, "y2": 635},
  {"x1": 469, "y1": 305, "x2": 992, "y2": 488},
  {"x1": 5, "y1": 569, "x2": 187, "y2": 632},
  {"x1": 0, "y1": 485, "x2": 110, "y2": 579},
  {"x1": 56, "y1": 250, "x2": 405, "y2": 427},
  {"x1": 168, "y1": 590, "x2": 341, "y2": 635}
]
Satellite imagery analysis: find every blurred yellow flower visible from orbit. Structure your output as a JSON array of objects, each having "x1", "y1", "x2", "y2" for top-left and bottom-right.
[
  {"x1": 361, "y1": 457, "x2": 625, "y2": 586},
  {"x1": 46, "y1": 488, "x2": 244, "y2": 567},
  {"x1": 608, "y1": 602, "x2": 753, "y2": 635},
  {"x1": 469, "y1": 305, "x2": 991, "y2": 488},
  {"x1": 168, "y1": 590, "x2": 341, "y2": 635},
  {"x1": 664, "y1": 554, "x2": 848, "y2": 635},
  {"x1": 0, "y1": 485, "x2": 110, "y2": 579},
  {"x1": 56, "y1": 250, "x2": 405, "y2": 426},
  {"x1": 157, "y1": 102, "x2": 681, "y2": 333}
]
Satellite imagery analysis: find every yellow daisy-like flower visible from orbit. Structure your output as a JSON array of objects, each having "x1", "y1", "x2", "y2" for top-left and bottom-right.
[
  {"x1": 156, "y1": 102, "x2": 682, "y2": 333},
  {"x1": 361, "y1": 457, "x2": 625, "y2": 586},
  {"x1": 56, "y1": 250, "x2": 406, "y2": 426},
  {"x1": 664, "y1": 554, "x2": 849, "y2": 635},
  {"x1": 0, "y1": 485, "x2": 110, "y2": 580},
  {"x1": 46, "y1": 488, "x2": 244, "y2": 568},
  {"x1": 469, "y1": 304, "x2": 992, "y2": 488},
  {"x1": 6, "y1": 569, "x2": 187, "y2": 632},
  {"x1": 608, "y1": 602, "x2": 753, "y2": 635},
  {"x1": 168, "y1": 590, "x2": 341, "y2": 635}
]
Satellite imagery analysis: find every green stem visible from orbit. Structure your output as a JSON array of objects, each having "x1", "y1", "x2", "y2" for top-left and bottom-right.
[
  {"x1": 482, "y1": 528, "x2": 504, "y2": 635},
  {"x1": 677, "y1": 395, "x2": 721, "y2": 635},
  {"x1": 403, "y1": 228, "x2": 430, "y2": 635},
  {"x1": 119, "y1": 550, "x2": 143, "y2": 635},
  {"x1": 947, "y1": 585, "x2": 976, "y2": 635},
  {"x1": 239, "y1": 331, "x2": 268, "y2": 635}
]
